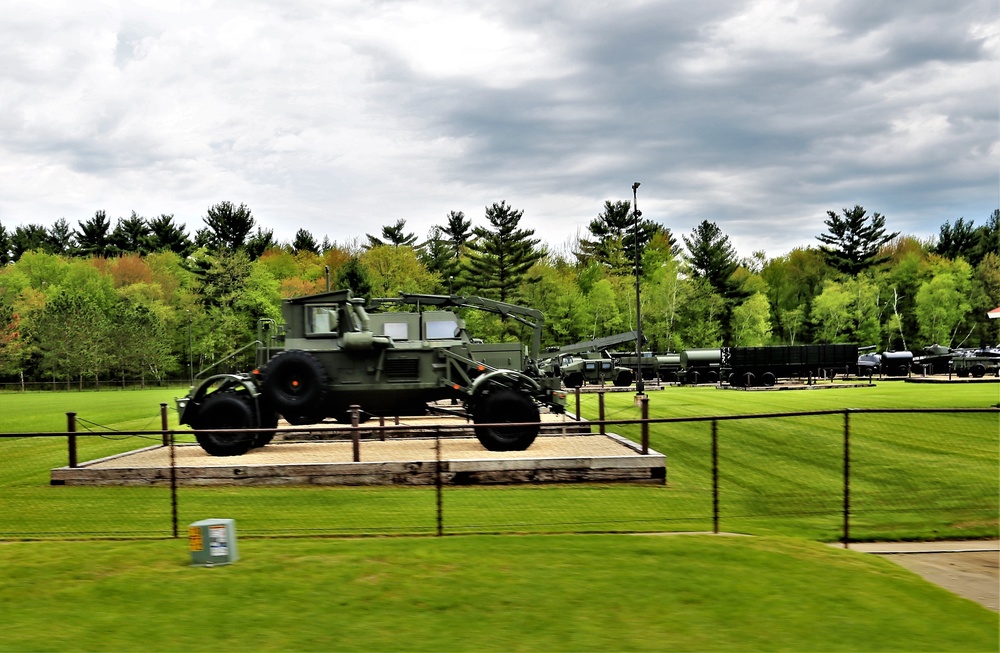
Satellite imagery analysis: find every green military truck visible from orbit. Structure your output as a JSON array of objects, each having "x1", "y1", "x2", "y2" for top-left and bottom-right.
[{"x1": 177, "y1": 290, "x2": 566, "y2": 456}]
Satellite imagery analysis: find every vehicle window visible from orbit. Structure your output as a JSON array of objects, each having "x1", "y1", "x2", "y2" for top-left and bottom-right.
[
  {"x1": 383, "y1": 322, "x2": 408, "y2": 340},
  {"x1": 306, "y1": 306, "x2": 339, "y2": 336},
  {"x1": 425, "y1": 320, "x2": 458, "y2": 340}
]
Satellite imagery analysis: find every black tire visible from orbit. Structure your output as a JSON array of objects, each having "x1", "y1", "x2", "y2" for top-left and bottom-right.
[
  {"x1": 253, "y1": 406, "x2": 279, "y2": 448},
  {"x1": 613, "y1": 370, "x2": 633, "y2": 387},
  {"x1": 473, "y1": 389, "x2": 541, "y2": 451},
  {"x1": 706, "y1": 370, "x2": 719, "y2": 383},
  {"x1": 563, "y1": 372, "x2": 584, "y2": 389},
  {"x1": 761, "y1": 372, "x2": 776, "y2": 387},
  {"x1": 192, "y1": 391, "x2": 259, "y2": 457},
  {"x1": 971, "y1": 364, "x2": 986, "y2": 378},
  {"x1": 262, "y1": 350, "x2": 330, "y2": 421},
  {"x1": 688, "y1": 370, "x2": 701, "y2": 385},
  {"x1": 742, "y1": 372, "x2": 756, "y2": 388}
]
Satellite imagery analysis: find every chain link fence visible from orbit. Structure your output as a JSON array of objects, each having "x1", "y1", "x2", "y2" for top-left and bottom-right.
[{"x1": 1, "y1": 407, "x2": 996, "y2": 544}]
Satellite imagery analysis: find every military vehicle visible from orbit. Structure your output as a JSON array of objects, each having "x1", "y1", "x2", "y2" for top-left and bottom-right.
[
  {"x1": 721, "y1": 344, "x2": 859, "y2": 386},
  {"x1": 177, "y1": 290, "x2": 566, "y2": 456},
  {"x1": 952, "y1": 346, "x2": 1000, "y2": 377},
  {"x1": 677, "y1": 349, "x2": 722, "y2": 384},
  {"x1": 539, "y1": 332, "x2": 636, "y2": 388},
  {"x1": 612, "y1": 351, "x2": 682, "y2": 382}
]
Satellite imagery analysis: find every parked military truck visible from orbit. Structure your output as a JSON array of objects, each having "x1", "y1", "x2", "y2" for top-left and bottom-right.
[
  {"x1": 177, "y1": 290, "x2": 566, "y2": 456},
  {"x1": 539, "y1": 332, "x2": 636, "y2": 388}
]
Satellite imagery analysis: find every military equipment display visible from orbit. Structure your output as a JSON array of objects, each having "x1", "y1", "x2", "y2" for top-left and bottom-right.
[
  {"x1": 913, "y1": 343, "x2": 1000, "y2": 377},
  {"x1": 721, "y1": 344, "x2": 859, "y2": 387},
  {"x1": 539, "y1": 332, "x2": 635, "y2": 388},
  {"x1": 612, "y1": 351, "x2": 682, "y2": 382},
  {"x1": 677, "y1": 349, "x2": 722, "y2": 384},
  {"x1": 177, "y1": 290, "x2": 567, "y2": 456}
]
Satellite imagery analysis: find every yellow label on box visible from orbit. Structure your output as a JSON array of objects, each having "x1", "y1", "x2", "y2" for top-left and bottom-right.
[{"x1": 188, "y1": 527, "x2": 203, "y2": 552}]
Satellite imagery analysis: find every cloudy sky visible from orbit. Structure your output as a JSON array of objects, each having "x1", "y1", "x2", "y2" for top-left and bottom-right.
[{"x1": 1, "y1": 0, "x2": 996, "y2": 259}]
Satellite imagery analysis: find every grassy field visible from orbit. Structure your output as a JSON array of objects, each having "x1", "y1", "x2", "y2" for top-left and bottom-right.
[
  {"x1": 1, "y1": 534, "x2": 996, "y2": 652},
  {"x1": 1, "y1": 385, "x2": 997, "y2": 652},
  {"x1": 0, "y1": 383, "x2": 997, "y2": 541}
]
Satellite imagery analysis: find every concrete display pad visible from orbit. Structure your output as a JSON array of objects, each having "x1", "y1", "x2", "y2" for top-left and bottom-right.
[{"x1": 51, "y1": 431, "x2": 666, "y2": 487}]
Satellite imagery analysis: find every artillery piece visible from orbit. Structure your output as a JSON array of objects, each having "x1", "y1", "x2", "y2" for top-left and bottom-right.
[{"x1": 177, "y1": 290, "x2": 566, "y2": 456}]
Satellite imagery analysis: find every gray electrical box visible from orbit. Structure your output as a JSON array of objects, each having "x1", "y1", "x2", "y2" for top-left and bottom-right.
[{"x1": 188, "y1": 518, "x2": 239, "y2": 567}]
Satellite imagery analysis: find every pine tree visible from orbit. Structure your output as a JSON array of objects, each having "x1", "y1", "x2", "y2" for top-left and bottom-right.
[
  {"x1": 463, "y1": 201, "x2": 541, "y2": 302},
  {"x1": 817, "y1": 205, "x2": 899, "y2": 276}
]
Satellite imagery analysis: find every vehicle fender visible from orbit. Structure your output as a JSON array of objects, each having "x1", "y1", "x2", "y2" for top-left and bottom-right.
[
  {"x1": 469, "y1": 369, "x2": 541, "y2": 399},
  {"x1": 177, "y1": 373, "x2": 262, "y2": 425}
]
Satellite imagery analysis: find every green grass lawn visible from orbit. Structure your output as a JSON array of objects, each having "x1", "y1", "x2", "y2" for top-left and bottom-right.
[
  {"x1": 0, "y1": 384, "x2": 997, "y2": 541},
  {"x1": 0, "y1": 387, "x2": 997, "y2": 652},
  {"x1": 0, "y1": 534, "x2": 996, "y2": 653}
]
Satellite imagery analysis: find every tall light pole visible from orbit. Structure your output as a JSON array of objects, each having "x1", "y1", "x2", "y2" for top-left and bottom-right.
[{"x1": 632, "y1": 182, "x2": 644, "y2": 396}]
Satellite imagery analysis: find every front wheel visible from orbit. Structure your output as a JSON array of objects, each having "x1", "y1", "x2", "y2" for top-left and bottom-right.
[
  {"x1": 192, "y1": 391, "x2": 259, "y2": 457},
  {"x1": 472, "y1": 389, "x2": 540, "y2": 451}
]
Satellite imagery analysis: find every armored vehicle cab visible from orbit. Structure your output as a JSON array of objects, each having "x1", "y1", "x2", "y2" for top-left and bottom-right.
[
  {"x1": 177, "y1": 290, "x2": 566, "y2": 457},
  {"x1": 556, "y1": 351, "x2": 633, "y2": 388}
]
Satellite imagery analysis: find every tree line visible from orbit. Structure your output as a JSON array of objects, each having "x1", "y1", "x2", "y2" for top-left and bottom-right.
[{"x1": 0, "y1": 200, "x2": 997, "y2": 387}]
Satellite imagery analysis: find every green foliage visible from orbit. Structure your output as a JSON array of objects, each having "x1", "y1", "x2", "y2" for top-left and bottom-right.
[
  {"x1": 366, "y1": 218, "x2": 418, "y2": 249},
  {"x1": 673, "y1": 277, "x2": 724, "y2": 348},
  {"x1": 464, "y1": 201, "x2": 541, "y2": 302},
  {"x1": 817, "y1": 205, "x2": 899, "y2": 276},
  {"x1": 1, "y1": 201, "x2": 999, "y2": 386},
  {"x1": 730, "y1": 292, "x2": 772, "y2": 345},
  {"x1": 147, "y1": 214, "x2": 192, "y2": 256},
  {"x1": 292, "y1": 228, "x2": 319, "y2": 255},
  {"x1": 915, "y1": 257, "x2": 973, "y2": 346},
  {"x1": 682, "y1": 220, "x2": 739, "y2": 296},
  {"x1": 75, "y1": 210, "x2": 113, "y2": 258},
  {"x1": 202, "y1": 201, "x2": 256, "y2": 252},
  {"x1": 360, "y1": 245, "x2": 438, "y2": 297}
]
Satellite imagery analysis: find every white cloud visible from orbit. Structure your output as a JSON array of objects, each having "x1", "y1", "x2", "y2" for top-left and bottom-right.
[{"x1": 0, "y1": 0, "x2": 995, "y2": 259}]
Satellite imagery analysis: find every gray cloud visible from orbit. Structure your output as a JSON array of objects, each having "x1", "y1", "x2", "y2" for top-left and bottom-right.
[{"x1": 0, "y1": 0, "x2": 995, "y2": 259}]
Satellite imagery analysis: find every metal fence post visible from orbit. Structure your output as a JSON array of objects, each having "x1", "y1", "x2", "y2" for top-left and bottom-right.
[
  {"x1": 170, "y1": 431, "x2": 178, "y2": 538},
  {"x1": 598, "y1": 391, "x2": 606, "y2": 435},
  {"x1": 640, "y1": 395, "x2": 649, "y2": 455},
  {"x1": 350, "y1": 405, "x2": 361, "y2": 462},
  {"x1": 435, "y1": 431, "x2": 444, "y2": 537},
  {"x1": 712, "y1": 419, "x2": 719, "y2": 534},
  {"x1": 842, "y1": 409, "x2": 851, "y2": 549},
  {"x1": 160, "y1": 403, "x2": 169, "y2": 446},
  {"x1": 66, "y1": 412, "x2": 77, "y2": 468}
]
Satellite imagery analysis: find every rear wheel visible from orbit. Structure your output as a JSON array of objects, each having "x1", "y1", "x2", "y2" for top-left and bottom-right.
[
  {"x1": 473, "y1": 389, "x2": 540, "y2": 451},
  {"x1": 761, "y1": 372, "x2": 776, "y2": 387},
  {"x1": 192, "y1": 391, "x2": 258, "y2": 457},
  {"x1": 741, "y1": 372, "x2": 756, "y2": 388},
  {"x1": 613, "y1": 370, "x2": 633, "y2": 387},
  {"x1": 971, "y1": 364, "x2": 986, "y2": 378}
]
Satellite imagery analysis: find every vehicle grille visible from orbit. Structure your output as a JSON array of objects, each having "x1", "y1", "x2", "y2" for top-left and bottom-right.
[{"x1": 385, "y1": 356, "x2": 420, "y2": 380}]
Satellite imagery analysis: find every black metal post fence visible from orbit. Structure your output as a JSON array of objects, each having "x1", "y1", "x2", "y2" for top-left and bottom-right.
[{"x1": 0, "y1": 405, "x2": 996, "y2": 541}]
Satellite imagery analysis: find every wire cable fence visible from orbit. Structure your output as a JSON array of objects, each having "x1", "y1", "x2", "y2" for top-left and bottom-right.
[{"x1": 0, "y1": 405, "x2": 996, "y2": 544}]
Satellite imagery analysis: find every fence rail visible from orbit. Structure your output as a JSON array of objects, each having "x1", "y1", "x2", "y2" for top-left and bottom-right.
[{"x1": 1, "y1": 407, "x2": 996, "y2": 545}]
